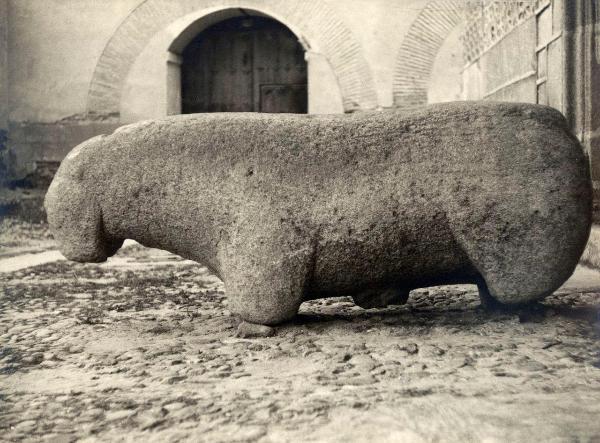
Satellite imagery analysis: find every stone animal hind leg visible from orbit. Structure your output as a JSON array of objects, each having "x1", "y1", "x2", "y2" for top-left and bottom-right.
[
  {"x1": 220, "y1": 232, "x2": 314, "y2": 326},
  {"x1": 455, "y1": 225, "x2": 566, "y2": 306},
  {"x1": 447, "y1": 183, "x2": 586, "y2": 306}
]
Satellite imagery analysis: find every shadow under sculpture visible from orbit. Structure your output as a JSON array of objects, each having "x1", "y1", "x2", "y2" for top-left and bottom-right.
[{"x1": 45, "y1": 102, "x2": 592, "y2": 326}]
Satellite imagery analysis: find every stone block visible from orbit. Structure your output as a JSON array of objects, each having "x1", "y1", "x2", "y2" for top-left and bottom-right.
[{"x1": 45, "y1": 102, "x2": 592, "y2": 325}]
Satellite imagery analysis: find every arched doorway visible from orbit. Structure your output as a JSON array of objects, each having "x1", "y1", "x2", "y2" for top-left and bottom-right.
[{"x1": 181, "y1": 15, "x2": 307, "y2": 114}]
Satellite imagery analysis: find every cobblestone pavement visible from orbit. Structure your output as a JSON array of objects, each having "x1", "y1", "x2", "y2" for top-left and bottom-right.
[{"x1": 1, "y1": 223, "x2": 600, "y2": 442}]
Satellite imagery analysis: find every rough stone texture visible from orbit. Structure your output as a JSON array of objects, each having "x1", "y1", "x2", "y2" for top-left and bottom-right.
[
  {"x1": 236, "y1": 322, "x2": 275, "y2": 338},
  {"x1": 45, "y1": 101, "x2": 592, "y2": 325}
]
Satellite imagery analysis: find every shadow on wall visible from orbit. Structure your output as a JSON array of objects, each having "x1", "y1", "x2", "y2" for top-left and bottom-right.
[{"x1": 428, "y1": 23, "x2": 465, "y2": 104}]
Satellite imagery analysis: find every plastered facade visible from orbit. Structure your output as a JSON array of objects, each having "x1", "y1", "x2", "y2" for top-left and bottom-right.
[{"x1": 2, "y1": 0, "x2": 466, "y2": 179}]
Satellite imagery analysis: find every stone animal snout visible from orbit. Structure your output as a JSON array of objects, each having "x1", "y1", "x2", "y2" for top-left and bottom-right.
[{"x1": 44, "y1": 175, "x2": 122, "y2": 263}]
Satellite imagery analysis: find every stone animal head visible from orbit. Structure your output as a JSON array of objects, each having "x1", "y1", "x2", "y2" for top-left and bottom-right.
[{"x1": 44, "y1": 136, "x2": 123, "y2": 262}]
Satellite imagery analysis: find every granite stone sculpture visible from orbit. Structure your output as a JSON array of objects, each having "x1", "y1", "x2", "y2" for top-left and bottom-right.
[{"x1": 45, "y1": 102, "x2": 592, "y2": 326}]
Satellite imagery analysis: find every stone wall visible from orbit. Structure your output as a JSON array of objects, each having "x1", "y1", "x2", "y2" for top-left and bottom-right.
[
  {"x1": 562, "y1": 0, "x2": 600, "y2": 195},
  {"x1": 8, "y1": 119, "x2": 120, "y2": 182},
  {"x1": 0, "y1": 0, "x2": 9, "y2": 182},
  {"x1": 461, "y1": 0, "x2": 560, "y2": 107}
]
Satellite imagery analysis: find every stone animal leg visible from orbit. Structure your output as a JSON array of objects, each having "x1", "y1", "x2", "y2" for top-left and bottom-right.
[
  {"x1": 446, "y1": 179, "x2": 588, "y2": 305},
  {"x1": 455, "y1": 229, "x2": 567, "y2": 305},
  {"x1": 220, "y1": 232, "x2": 314, "y2": 326},
  {"x1": 352, "y1": 287, "x2": 410, "y2": 309}
]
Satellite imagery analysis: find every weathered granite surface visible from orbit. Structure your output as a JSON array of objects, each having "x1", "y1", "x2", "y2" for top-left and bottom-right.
[{"x1": 45, "y1": 102, "x2": 592, "y2": 325}]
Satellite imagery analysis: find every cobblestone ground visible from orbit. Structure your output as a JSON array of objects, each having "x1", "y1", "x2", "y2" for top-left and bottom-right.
[{"x1": 1, "y1": 221, "x2": 600, "y2": 442}]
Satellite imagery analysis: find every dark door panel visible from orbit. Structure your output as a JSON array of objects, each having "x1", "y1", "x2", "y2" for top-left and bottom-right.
[
  {"x1": 181, "y1": 16, "x2": 307, "y2": 114},
  {"x1": 260, "y1": 84, "x2": 308, "y2": 113}
]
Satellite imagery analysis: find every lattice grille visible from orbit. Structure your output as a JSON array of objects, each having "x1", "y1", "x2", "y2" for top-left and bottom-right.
[{"x1": 462, "y1": 0, "x2": 546, "y2": 64}]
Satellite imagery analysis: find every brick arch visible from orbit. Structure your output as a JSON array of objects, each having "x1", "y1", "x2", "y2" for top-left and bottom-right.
[
  {"x1": 87, "y1": 0, "x2": 378, "y2": 116},
  {"x1": 393, "y1": 0, "x2": 464, "y2": 108}
]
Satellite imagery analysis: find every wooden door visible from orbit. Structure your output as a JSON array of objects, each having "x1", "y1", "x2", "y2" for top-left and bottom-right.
[{"x1": 181, "y1": 16, "x2": 307, "y2": 114}]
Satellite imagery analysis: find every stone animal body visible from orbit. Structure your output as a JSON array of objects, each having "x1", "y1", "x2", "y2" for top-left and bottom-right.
[{"x1": 45, "y1": 102, "x2": 591, "y2": 325}]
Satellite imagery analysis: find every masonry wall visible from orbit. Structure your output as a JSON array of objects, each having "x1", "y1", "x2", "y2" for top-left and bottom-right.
[
  {"x1": 587, "y1": 13, "x2": 600, "y2": 186},
  {"x1": 462, "y1": 1, "x2": 563, "y2": 108},
  {"x1": 0, "y1": 0, "x2": 9, "y2": 180},
  {"x1": 562, "y1": 0, "x2": 600, "y2": 193},
  {"x1": 4, "y1": 0, "x2": 465, "y2": 180}
]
